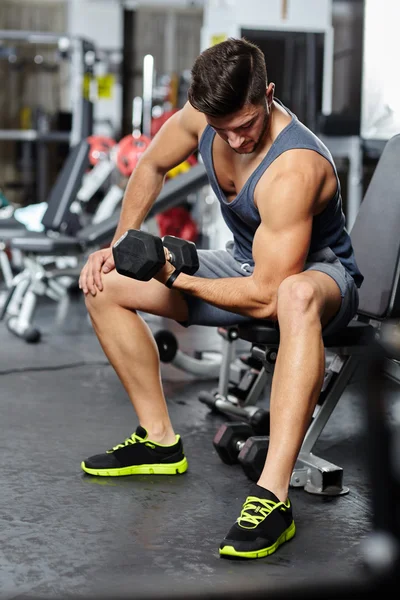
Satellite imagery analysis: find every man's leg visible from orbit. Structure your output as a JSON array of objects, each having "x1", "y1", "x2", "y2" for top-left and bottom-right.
[
  {"x1": 80, "y1": 270, "x2": 193, "y2": 477},
  {"x1": 84, "y1": 269, "x2": 189, "y2": 445},
  {"x1": 82, "y1": 247, "x2": 253, "y2": 478},
  {"x1": 257, "y1": 271, "x2": 342, "y2": 500},
  {"x1": 220, "y1": 271, "x2": 342, "y2": 558}
]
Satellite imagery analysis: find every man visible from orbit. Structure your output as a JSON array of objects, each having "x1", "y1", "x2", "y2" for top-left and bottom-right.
[{"x1": 79, "y1": 38, "x2": 363, "y2": 559}]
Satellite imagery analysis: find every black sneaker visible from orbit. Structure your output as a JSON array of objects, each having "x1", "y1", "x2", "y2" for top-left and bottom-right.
[
  {"x1": 219, "y1": 484, "x2": 296, "y2": 559},
  {"x1": 81, "y1": 425, "x2": 188, "y2": 476}
]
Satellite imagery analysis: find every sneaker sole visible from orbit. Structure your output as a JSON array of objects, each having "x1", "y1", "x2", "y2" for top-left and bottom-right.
[
  {"x1": 80, "y1": 456, "x2": 188, "y2": 476},
  {"x1": 219, "y1": 520, "x2": 296, "y2": 559}
]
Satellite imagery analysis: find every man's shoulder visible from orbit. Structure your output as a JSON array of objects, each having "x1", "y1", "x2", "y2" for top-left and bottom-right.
[
  {"x1": 180, "y1": 102, "x2": 208, "y2": 138},
  {"x1": 269, "y1": 147, "x2": 331, "y2": 178}
]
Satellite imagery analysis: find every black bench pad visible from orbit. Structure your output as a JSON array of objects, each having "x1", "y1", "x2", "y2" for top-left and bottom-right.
[{"x1": 237, "y1": 319, "x2": 376, "y2": 348}]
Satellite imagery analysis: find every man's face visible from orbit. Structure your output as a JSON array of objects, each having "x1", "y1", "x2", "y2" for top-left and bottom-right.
[{"x1": 206, "y1": 96, "x2": 270, "y2": 155}]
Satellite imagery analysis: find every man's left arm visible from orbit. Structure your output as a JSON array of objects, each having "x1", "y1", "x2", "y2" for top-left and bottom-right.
[{"x1": 158, "y1": 168, "x2": 319, "y2": 319}]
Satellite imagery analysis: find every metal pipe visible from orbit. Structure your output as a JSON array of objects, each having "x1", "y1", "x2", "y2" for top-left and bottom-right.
[{"x1": 142, "y1": 54, "x2": 154, "y2": 138}]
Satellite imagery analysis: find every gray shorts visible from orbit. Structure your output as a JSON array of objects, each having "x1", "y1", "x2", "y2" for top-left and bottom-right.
[{"x1": 180, "y1": 245, "x2": 359, "y2": 336}]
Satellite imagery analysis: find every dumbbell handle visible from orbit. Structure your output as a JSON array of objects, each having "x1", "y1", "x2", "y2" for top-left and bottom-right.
[
  {"x1": 157, "y1": 242, "x2": 189, "y2": 271},
  {"x1": 162, "y1": 235, "x2": 199, "y2": 276},
  {"x1": 165, "y1": 249, "x2": 179, "y2": 268},
  {"x1": 234, "y1": 434, "x2": 270, "y2": 456},
  {"x1": 235, "y1": 439, "x2": 246, "y2": 453}
]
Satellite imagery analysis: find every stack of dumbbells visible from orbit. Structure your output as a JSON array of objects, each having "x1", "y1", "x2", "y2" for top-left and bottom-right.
[{"x1": 212, "y1": 409, "x2": 271, "y2": 482}]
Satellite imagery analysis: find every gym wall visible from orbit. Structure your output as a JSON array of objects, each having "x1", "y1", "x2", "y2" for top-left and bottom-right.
[{"x1": 0, "y1": 0, "x2": 67, "y2": 205}]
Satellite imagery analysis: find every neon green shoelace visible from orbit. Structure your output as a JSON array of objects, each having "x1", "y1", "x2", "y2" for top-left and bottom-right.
[
  {"x1": 237, "y1": 496, "x2": 288, "y2": 529},
  {"x1": 107, "y1": 432, "x2": 145, "y2": 453}
]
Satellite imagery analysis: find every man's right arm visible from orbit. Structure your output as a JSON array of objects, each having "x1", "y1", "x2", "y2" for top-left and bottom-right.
[
  {"x1": 79, "y1": 102, "x2": 204, "y2": 295},
  {"x1": 111, "y1": 102, "x2": 204, "y2": 244}
]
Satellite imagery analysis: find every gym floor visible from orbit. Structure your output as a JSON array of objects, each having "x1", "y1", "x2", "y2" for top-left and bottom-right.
[{"x1": 1, "y1": 293, "x2": 398, "y2": 599}]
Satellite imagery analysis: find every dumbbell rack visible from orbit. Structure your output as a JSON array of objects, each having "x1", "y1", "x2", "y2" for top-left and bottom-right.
[{"x1": 201, "y1": 325, "x2": 366, "y2": 496}]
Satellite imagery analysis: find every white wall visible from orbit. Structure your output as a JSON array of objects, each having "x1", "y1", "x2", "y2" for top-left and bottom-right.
[
  {"x1": 362, "y1": 0, "x2": 400, "y2": 140},
  {"x1": 202, "y1": 0, "x2": 332, "y2": 46},
  {"x1": 67, "y1": 0, "x2": 122, "y2": 50}
]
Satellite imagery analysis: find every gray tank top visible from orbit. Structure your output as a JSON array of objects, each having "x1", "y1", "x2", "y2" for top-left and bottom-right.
[{"x1": 198, "y1": 99, "x2": 363, "y2": 288}]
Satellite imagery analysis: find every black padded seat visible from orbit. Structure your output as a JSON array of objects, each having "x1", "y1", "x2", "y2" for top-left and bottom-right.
[
  {"x1": 238, "y1": 320, "x2": 279, "y2": 345},
  {"x1": 237, "y1": 319, "x2": 376, "y2": 348},
  {"x1": 10, "y1": 233, "x2": 83, "y2": 254}
]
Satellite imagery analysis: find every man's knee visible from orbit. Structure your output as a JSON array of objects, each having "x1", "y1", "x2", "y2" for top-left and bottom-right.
[
  {"x1": 84, "y1": 288, "x2": 108, "y2": 317},
  {"x1": 84, "y1": 271, "x2": 122, "y2": 315},
  {"x1": 277, "y1": 275, "x2": 320, "y2": 322}
]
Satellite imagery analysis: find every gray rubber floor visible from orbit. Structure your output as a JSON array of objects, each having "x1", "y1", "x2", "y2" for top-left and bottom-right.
[{"x1": 0, "y1": 294, "x2": 398, "y2": 599}]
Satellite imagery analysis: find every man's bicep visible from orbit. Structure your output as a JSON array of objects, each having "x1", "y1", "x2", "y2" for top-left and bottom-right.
[
  {"x1": 251, "y1": 168, "x2": 319, "y2": 290},
  {"x1": 251, "y1": 212, "x2": 312, "y2": 290}
]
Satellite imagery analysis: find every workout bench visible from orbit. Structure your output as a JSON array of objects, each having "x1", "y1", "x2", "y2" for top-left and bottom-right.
[
  {"x1": 200, "y1": 133, "x2": 400, "y2": 496},
  {"x1": 1, "y1": 164, "x2": 210, "y2": 343}
]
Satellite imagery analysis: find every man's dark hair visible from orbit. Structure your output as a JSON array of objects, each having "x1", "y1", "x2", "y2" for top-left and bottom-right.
[{"x1": 187, "y1": 37, "x2": 268, "y2": 118}]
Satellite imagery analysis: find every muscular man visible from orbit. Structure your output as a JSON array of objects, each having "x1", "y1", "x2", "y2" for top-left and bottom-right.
[{"x1": 79, "y1": 38, "x2": 363, "y2": 559}]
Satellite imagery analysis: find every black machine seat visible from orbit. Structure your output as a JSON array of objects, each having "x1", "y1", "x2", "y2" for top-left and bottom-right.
[
  {"x1": 237, "y1": 319, "x2": 376, "y2": 348},
  {"x1": 237, "y1": 320, "x2": 279, "y2": 345},
  {"x1": 0, "y1": 140, "x2": 90, "y2": 241}
]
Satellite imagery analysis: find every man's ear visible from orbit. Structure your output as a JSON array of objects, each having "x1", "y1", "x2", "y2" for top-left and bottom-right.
[{"x1": 266, "y1": 83, "x2": 275, "y2": 108}]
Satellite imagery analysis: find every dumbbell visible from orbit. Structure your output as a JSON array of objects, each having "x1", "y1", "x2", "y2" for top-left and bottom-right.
[
  {"x1": 237, "y1": 436, "x2": 270, "y2": 482},
  {"x1": 213, "y1": 422, "x2": 270, "y2": 480},
  {"x1": 199, "y1": 391, "x2": 270, "y2": 435},
  {"x1": 246, "y1": 407, "x2": 270, "y2": 434},
  {"x1": 112, "y1": 229, "x2": 199, "y2": 281},
  {"x1": 213, "y1": 422, "x2": 254, "y2": 465}
]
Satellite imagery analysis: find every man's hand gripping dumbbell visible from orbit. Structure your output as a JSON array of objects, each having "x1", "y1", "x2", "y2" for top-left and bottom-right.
[{"x1": 112, "y1": 229, "x2": 199, "y2": 288}]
